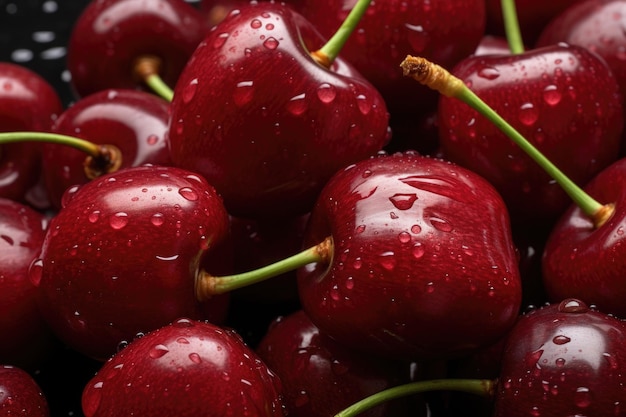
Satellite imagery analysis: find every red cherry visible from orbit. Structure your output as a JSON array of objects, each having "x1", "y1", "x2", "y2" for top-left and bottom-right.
[
  {"x1": 67, "y1": 0, "x2": 208, "y2": 99},
  {"x1": 81, "y1": 317, "x2": 287, "y2": 417},
  {"x1": 0, "y1": 365, "x2": 50, "y2": 417},
  {"x1": 43, "y1": 88, "x2": 173, "y2": 210},
  {"x1": 0, "y1": 198, "x2": 55, "y2": 369},
  {"x1": 167, "y1": 1, "x2": 390, "y2": 219},
  {"x1": 0, "y1": 62, "x2": 63, "y2": 207},
  {"x1": 297, "y1": 151, "x2": 522, "y2": 360},
  {"x1": 256, "y1": 309, "x2": 417, "y2": 417},
  {"x1": 32, "y1": 165, "x2": 231, "y2": 360}
]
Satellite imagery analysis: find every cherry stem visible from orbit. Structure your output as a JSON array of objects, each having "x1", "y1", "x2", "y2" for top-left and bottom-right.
[
  {"x1": 195, "y1": 236, "x2": 333, "y2": 301},
  {"x1": 399, "y1": 55, "x2": 615, "y2": 229},
  {"x1": 310, "y1": 0, "x2": 372, "y2": 68},
  {"x1": 334, "y1": 378, "x2": 495, "y2": 417},
  {"x1": 133, "y1": 55, "x2": 174, "y2": 102},
  {"x1": 0, "y1": 131, "x2": 123, "y2": 179},
  {"x1": 501, "y1": 0, "x2": 525, "y2": 54}
]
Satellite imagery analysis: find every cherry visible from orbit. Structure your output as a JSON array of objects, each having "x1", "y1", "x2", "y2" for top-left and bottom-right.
[
  {"x1": 31, "y1": 164, "x2": 232, "y2": 361},
  {"x1": 66, "y1": 0, "x2": 208, "y2": 100},
  {"x1": 81, "y1": 317, "x2": 287, "y2": 417},
  {"x1": 0, "y1": 198, "x2": 55, "y2": 370},
  {"x1": 41, "y1": 88, "x2": 173, "y2": 210},
  {"x1": 256, "y1": 309, "x2": 417, "y2": 417},
  {"x1": 167, "y1": 0, "x2": 390, "y2": 219},
  {"x1": 0, "y1": 365, "x2": 50, "y2": 417},
  {"x1": 0, "y1": 62, "x2": 63, "y2": 208}
]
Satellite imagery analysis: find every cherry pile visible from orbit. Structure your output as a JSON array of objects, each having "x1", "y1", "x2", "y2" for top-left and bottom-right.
[{"x1": 2, "y1": 0, "x2": 626, "y2": 416}]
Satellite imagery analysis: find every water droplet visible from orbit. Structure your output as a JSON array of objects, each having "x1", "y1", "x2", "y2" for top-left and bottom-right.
[
  {"x1": 178, "y1": 187, "x2": 198, "y2": 201},
  {"x1": 530, "y1": 406, "x2": 540, "y2": 417},
  {"x1": 250, "y1": 19, "x2": 262, "y2": 29},
  {"x1": 88, "y1": 210, "x2": 101, "y2": 223},
  {"x1": 173, "y1": 318, "x2": 194, "y2": 328},
  {"x1": 552, "y1": 335, "x2": 571, "y2": 345},
  {"x1": 526, "y1": 349, "x2": 543, "y2": 367},
  {"x1": 151, "y1": 213, "x2": 164, "y2": 226},
  {"x1": 477, "y1": 66, "x2": 500, "y2": 80},
  {"x1": 519, "y1": 102, "x2": 539, "y2": 126},
  {"x1": 149, "y1": 344, "x2": 169, "y2": 358},
  {"x1": 316, "y1": 83, "x2": 336, "y2": 103},
  {"x1": 355, "y1": 224, "x2": 366, "y2": 234},
  {"x1": 146, "y1": 134, "x2": 158, "y2": 145},
  {"x1": 356, "y1": 94, "x2": 371, "y2": 115},
  {"x1": 389, "y1": 193, "x2": 418, "y2": 210},
  {"x1": 558, "y1": 298, "x2": 589, "y2": 313},
  {"x1": 263, "y1": 37, "x2": 279, "y2": 49},
  {"x1": 574, "y1": 387, "x2": 592, "y2": 408},
  {"x1": 353, "y1": 258, "x2": 362, "y2": 269},
  {"x1": 109, "y1": 212, "x2": 129, "y2": 230},
  {"x1": 430, "y1": 217, "x2": 452, "y2": 232},
  {"x1": 412, "y1": 243, "x2": 425, "y2": 259},
  {"x1": 405, "y1": 23, "x2": 429, "y2": 52},
  {"x1": 426, "y1": 282, "x2": 435, "y2": 293},
  {"x1": 411, "y1": 224, "x2": 422, "y2": 234},
  {"x1": 398, "y1": 231, "x2": 411, "y2": 243},
  {"x1": 555, "y1": 357, "x2": 566, "y2": 367},
  {"x1": 213, "y1": 32, "x2": 229, "y2": 49},
  {"x1": 543, "y1": 85, "x2": 561, "y2": 106},
  {"x1": 379, "y1": 251, "x2": 396, "y2": 270},
  {"x1": 189, "y1": 352, "x2": 202, "y2": 364},
  {"x1": 286, "y1": 93, "x2": 307, "y2": 115},
  {"x1": 182, "y1": 78, "x2": 198, "y2": 104},
  {"x1": 294, "y1": 390, "x2": 310, "y2": 408},
  {"x1": 29, "y1": 258, "x2": 43, "y2": 286},
  {"x1": 82, "y1": 381, "x2": 103, "y2": 417},
  {"x1": 233, "y1": 80, "x2": 254, "y2": 106}
]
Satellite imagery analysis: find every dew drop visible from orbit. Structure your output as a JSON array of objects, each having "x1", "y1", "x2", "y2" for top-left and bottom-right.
[
  {"x1": 173, "y1": 318, "x2": 194, "y2": 328},
  {"x1": 426, "y1": 281, "x2": 435, "y2": 293},
  {"x1": 352, "y1": 258, "x2": 362, "y2": 269},
  {"x1": 405, "y1": 23, "x2": 429, "y2": 52},
  {"x1": 29, "y1": 258, "x2": 43, "y2": 287},
  {"x1": 519, "y1": 102, "x2": 539, "y2": 126},
  {"x1": 179, "y1": 187, "x2": 198, "y2": 201},
  {"x1": 389, "y1": 193, "x2": 418, "y2": 210},
  {"x1": 149, "y1": 344, "x2": 169, "y2": 359},
  {"x1": 542, "y1": 85, "x2": 562, "y2": 106},
  {"x1": 398, "y1": 231, "x2": 411, "y2": 243},
  {"x1": 552, "y1": 335, "x2": 571, "y2": 345},
  {"x1": 182, "y1": 78, "x2": 198, "y2": 104},
  {"x1": 294, "y1": 390, "x2": 310, "y2": 408},
  {"x1": 109, "y1": 212, "x2": 129, "y2": 230},
  {"x1": 355, "y1": 224, "x2": 366, "y2": 234},
  {"x1": 557, "y1": 298, "x2": 589, "y2": 313},
  {"x1": 412, "y1": 243, "x2": 425, "y2": 259},
  {"x1": 316, "y1": 83, "x2": 336, "y2": 103},
  {"x1": 286, "y1": 93, "x2": 307, "y2": 115},
  {"x1": 356, "y1": 94, "x2": 371, "y2": 115},
  {"x1": 555, "y1": 357, "x2": 566, "y2": 367},
  {"x1": 146, "y1": 134, "x2": 158, "y2": 145},
  {"x1": 250, "y1": 19, "x2": 262, "y2": 29},
  {"x1": 151, "y1": 213, "x2": 165, "y2": 226},
  {"x1": 82, "y1": 382, "x2": 103, "y2": 417},
  {"x1": 213, "y1": 32, "x2": 229, "y2": 48},
  {"x1": 263, "y1": 37, "x2": 279, "y2": 49},
  {"x1": 189, "y1": 353, "x2": 202, "y2": 364},
  {"x1": 411, "y1": 224, "x2": 422, "y2": 234},
  {"x1": 88, "y1": 210, "x2": 101, "y2": 223},
  {"x1": 233, "y1": 80, "x2": 254, "y2": 106},
  {"x1": 379, "y1": 251, "x2": 396, "y2": 270},
  {"x1": 574, "y1": 387, "x2": 592, "y2": 408},
  {"x1": 477, "y1": 66, "x2": 500, "y2": 80},
  {"x1": 430, "y1": 217, "x2": 452, "y2": 232}
]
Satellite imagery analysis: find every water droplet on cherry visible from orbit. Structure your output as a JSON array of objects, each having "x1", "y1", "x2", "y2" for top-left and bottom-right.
[
  {"x1": 29, "y1": 258, "x2": 43, "y2": 287},
  {"x1": 182, "y1": 78, "x2": 198, "y2": 104},
  {"x1": 519, "y1": 102, "x2": 539, "y2": 126},
  {"x1": 477, "y1": 66, "x2": 500, "y2": 80},
  {"x1": 379, "y1": 251, "x2": 396, "y2": 270},
  {"x1": 149, "y1": 344, "x2": 169, "y2": 359},
  {"x1": 316, "y1": 83, "x2": 336, "y2": 103},
  {"x1": 263, "y1": 37, "x2": 279, "y2": 49},
  {"x1": 233, "y1": 80, "x2": 254, "y2": 107},
  {"x1": 389, "y1": 193, "x2": 418, "y2": 210},
  {"x1": 286, "y1": 93, "x2": 307, "y2": 115},
  {"x1": 552, "y1": 335, "x2": 571, "y2": 345},
  {"x1": 543, "y1": 85, "x2": 562, "y2": 106},
  {"x1": 557, "y1": 298, "x2": 589, "y2": 313},
  {"x1": 178, "y1": 187, "x2": 198, "y2": 201}
]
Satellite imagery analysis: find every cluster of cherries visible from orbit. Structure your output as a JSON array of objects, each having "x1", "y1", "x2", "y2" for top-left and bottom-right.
[{"x1": 2, "y1": 0, "x2": 626, "y2": 416}]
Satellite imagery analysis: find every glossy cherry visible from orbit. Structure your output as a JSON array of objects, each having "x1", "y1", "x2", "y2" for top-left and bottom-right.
[
  {"x1": 31, "y1": 164, "x2": 232, "y2": 361},
  {"x1": 0, "y1": 62, "x2": 63, "y2": 208},
  {"x1": 81, "y1": 317, "x2": 287, "y2": 417},
  {"x1": 0, "y1": 365, "x2": 50, "y2": 417},
  {"x1": 297, "y1": 151, "x2": 522, "y2": 361},
  {"x1": 167, "y1": 1, "x2": 390, "y2": 219},
  {"x1": 0, "y1": 198, "x2": 55, "y2": 370},
  {"x1": 66, "y1": 0, "x2": 207, "y2": 99},
  {"x1": 42, "y1": 88, "x2": 173, "y2": 210}
]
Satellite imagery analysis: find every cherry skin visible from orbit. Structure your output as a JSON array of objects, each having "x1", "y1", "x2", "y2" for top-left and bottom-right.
[
  {"x1": 81, "y1": 317, "x2": 287, "y2": 417},
  {"x1": 542, "y1": 157, "x2": 626, "y2": 318},
  {"x1": 0, "y1": 62, "x2": 63, "y2": 208},
  {"x1": 437, "y1": 43, "x2": 624, "y2": 228},
  {"x1": 66, "y1": 0, "x2": 208, "y2": 98},
  {"x1": 42, "y1": 88, "x2": 173, "y2": 210},
  {"x1": 0, "y1": 365, "x2": 50, "y2": 417},
  {"x1": 0, "y1": 198, "x2": 55, "y2": 370},
  {"x1": 256, "y1": 309, "x2": 417, "y2": 417},
  {"x1": 297, "y1": 151, "x2": 522, "y2": 361},
  {"x1": 31, "y1": 165, "x2": 231, "y2": 361},
  {"x1": 493, "y1": 299, "x2": 626, "y2": 416},
  {"x1": 167, "y1": 1, "x2": 390, "y2": 219}
]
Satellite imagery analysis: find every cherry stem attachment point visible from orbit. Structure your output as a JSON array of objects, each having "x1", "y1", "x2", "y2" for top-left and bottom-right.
[
  {"x1": 133, "y1": 55, "x2": 174, "y2": 102},
  {"x1": 310, "y1": 0, "x2": 372, "y2": 68},
  {"x1": 334, "y1": 378, "x2": 495, "y2": 417},
  {"x1": 399, "y1": 55, "x2": 614, "y2": 229},
  {"x1": 195, "y1": 236, "x2": 334, "y2": 301},
  {"x1": 501, "y1": 0, "x2": 525, "y2": 54},
  {"x1": 0, "y1": 131, "x2": 123, "y2": 179}
]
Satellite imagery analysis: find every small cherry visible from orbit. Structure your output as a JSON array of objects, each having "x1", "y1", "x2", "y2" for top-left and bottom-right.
[
  {"x1": 66, "y1": 0, "x2": 208, "y2": 100},
  {"x1": 81, "y1": 317, "x2": 287, "y2": 417},
  {"x1": 167, "y1": 0, "x2": 390, "y2": 219}
]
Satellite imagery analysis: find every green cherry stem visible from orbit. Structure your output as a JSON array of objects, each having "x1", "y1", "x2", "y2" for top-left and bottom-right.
[
  {"x1": 310, "y1": 0, "x2": 372, "y2": 68},
  {"x1": 501, "y1": 0, "x2": 525, "y2": 54},
  {"x1": 399, "y1": 55, "x2": 615, "y2": 229},
  {"x1": 0, "y1": 131, "x2": 123, "y2": 178},
  {"x1": 334, "y1": 379, "x2": 495, "y2": 417},
  {"x1": 195, "y1": 236, "x2": 333, "y2": 301},
  {"x1": 133, "y1": 55, "x2": 174, "y2": 102}
]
